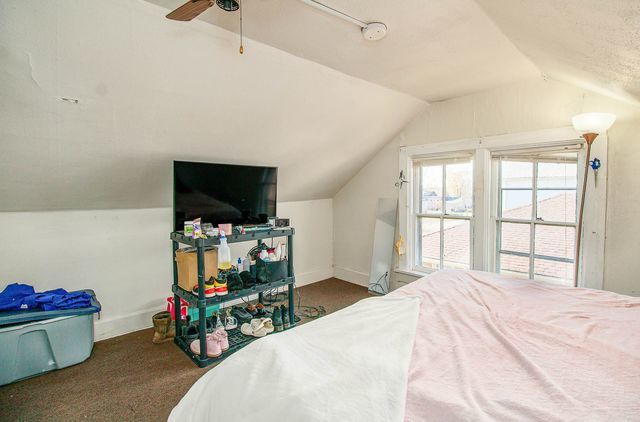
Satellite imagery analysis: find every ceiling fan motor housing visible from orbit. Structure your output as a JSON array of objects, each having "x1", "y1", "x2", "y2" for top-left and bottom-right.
[{"x1": 216, "y1": 0, "x2": 239, "y2": 12}]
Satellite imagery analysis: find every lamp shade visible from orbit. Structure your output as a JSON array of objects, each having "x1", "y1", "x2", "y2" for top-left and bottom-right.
[{"x1": 572, "y1": 112, "x2": 616, "y2": 134}]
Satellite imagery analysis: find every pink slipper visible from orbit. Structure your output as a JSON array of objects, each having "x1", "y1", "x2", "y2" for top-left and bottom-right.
[
  {"x1": 190, "y1": 335, "x2": 222, "y2": 358},
  {"x1": 212, "y1": 328, "x2": 229, "y2": 351}
]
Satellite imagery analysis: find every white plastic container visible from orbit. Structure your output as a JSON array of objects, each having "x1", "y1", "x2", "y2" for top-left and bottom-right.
[{"x1": 217, "y1": 231, "x2": 232, "y2": 270}]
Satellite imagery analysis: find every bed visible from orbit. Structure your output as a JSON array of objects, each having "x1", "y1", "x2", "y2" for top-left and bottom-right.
[{"x1": 169, "y1": 270, "x2": 640, "y2": 421}]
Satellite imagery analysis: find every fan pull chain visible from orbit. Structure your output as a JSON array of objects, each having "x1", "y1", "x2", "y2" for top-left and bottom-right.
[{"x1": 239, "y1": 0, "x2": 244, "y2": 54}]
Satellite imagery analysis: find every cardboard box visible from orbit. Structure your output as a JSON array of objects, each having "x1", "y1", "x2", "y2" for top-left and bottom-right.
[{"x1": 175, "y1": 247, "x2": 218, "y2": 292}]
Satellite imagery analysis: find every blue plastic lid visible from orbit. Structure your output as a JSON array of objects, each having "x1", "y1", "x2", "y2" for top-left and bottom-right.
[{"x1": 0, "y1": 289, "x2": 101, "y2": 327}]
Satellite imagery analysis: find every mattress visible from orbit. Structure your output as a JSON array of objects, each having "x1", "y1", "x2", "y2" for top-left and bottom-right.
[
  {"x1": 171, "y1": 270, "x2": 640, "y2": 421},
  {"x1": 393, "y1": 270, "x2": 640, "y2": 421}
]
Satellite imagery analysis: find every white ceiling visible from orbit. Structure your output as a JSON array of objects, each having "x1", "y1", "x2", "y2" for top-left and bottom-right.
[
  {"x1": 475, "y1": 0, "x2": 640, "y2": 104},
  {"x1": 148, "y1": 0, "x2": 541, "y2": 101},
  {"x1": 0, "y1": 0, "x2": 423, "y2": 211}
]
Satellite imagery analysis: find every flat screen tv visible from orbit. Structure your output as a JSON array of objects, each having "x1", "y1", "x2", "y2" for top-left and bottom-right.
[{"x1": 173, "y1": 161, "x2": 277, "y2": 231}]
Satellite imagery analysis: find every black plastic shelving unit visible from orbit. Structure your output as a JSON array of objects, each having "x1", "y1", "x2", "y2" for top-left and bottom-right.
[{"x1": 171, "y1": 228, "x2": 296, "y2": 368}]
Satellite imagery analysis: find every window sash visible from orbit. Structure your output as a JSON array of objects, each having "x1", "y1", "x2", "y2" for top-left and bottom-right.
[
  {"x1": 495, "y1": 153, "x2": 577, "y2": 282},
  {"x1": 413, "y1": 158, "x2": 474, "y2": 271}
]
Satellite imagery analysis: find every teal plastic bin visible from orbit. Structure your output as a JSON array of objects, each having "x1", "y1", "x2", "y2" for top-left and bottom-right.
[{"x1": 0, "y1": 289, "x2": 101, "y2": 386}]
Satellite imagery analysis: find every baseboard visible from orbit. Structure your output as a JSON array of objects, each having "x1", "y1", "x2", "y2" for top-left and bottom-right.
[
  {"x1": 94, "y1": 267, "x2": 333, "y2": 342},
  {"x1": 95, "y1": 304, "x2": 165, "y2": 341},
  {"x1": 295, "y1": 267, "x2": 334, "y2": 287},
  {"x1": 333, "y1": 266, "x2": 369, "y2": 287}
]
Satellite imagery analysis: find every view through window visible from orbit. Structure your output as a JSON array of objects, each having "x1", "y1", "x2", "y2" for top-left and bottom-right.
[
  {"x1": 416, "y1": 159, "x2": 473, "y2": 271},
  {"x1": 496, "y1": 153, "x2": 577, "y2": 285}
]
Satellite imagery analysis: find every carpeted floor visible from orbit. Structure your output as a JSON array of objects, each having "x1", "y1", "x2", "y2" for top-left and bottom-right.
[{"x1": 0, "y1": 278, "x2": 369, "y2": 421}]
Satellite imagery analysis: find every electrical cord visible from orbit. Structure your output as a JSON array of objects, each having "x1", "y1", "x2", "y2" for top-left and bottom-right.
[{"x1": 368, "y1": 271, "x2": 389, "y2": 295}]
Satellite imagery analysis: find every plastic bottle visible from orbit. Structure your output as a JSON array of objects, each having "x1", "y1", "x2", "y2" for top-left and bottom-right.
[
  {"x1": 236, "y1": 258, "x2": 243, "y2": 272},
  {"x1": 217, "y1": 231, "x2": 232, "y2": 270}
]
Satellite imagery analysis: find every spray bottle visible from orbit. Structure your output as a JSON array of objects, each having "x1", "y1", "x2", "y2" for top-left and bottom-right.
[{"x1": 217, "y1": 231, "x2": 232, "y2": 271}]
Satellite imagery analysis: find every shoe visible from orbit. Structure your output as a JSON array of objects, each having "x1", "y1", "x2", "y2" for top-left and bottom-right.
[
  {"x1": 212, "y1": 328, "x2": 229, "y2": 351},
  {"x1": 246, "y1": 303, "x2": 258, "y2": 316},
  {"x1": 256, "y1": 303, "x2": 267, "y2": 317},
  {"x1": 189, "y1": 335, "x2": 222, "y2": 358},
  {"x1": 192, "y1": 279, "x2": 216, "y2": 298},
  {"x1": 261, "y1": 318, "x2": 274, "y2": 334},
  {"x1": 205, "y1": 317, "x2": 214, "y2": 334},
  {"x1": 232, "y1": 306, "x2": 252, "y2": 323},
  {"x1": 281, "y1": 305, "x2": 290, "y2": 329},
  {"x1": 224, "y1": 315, "x2": 238, "y2": 330},
  {"x1": 271, "y1": 306, "x2": 283, "y2": 332},
  {"x1": 240, "y1": 319, "x2": 269, "y2": 338},
  {"x1": 214, "y1": 278, "x2": 228, "y2": 296},
  {"x1": 184, "y1": 323, "x2": 199, "y2": 341},
  {"x1": 227, "y1": 273, "x2": 244, "y2": 291},
  {"x1": 239, "y1": 271, "x2": 256, "y2": 288},
  {"x1": 152, "y1": 311, "x2": 174, "y2": 344}
]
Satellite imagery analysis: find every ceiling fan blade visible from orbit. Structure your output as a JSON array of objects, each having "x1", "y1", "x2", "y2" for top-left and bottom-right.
[{"x1": 166, "y1": 0, "x2": 214, "y2": 21}]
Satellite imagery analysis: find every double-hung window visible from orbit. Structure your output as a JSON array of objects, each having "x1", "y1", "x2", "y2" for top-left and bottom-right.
[
  {"x1": 413, "y1": 156, "x2": 474, "y2": 272},
  {"x1": 494, "y1": 149, "x2": 579, "y2": 286},
  {"x1": 399, "y1": 127, "x2": 606, "y2": 289}
]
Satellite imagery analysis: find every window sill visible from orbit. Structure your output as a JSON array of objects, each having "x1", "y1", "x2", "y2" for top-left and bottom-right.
[{"x1": 393, "y1": 268, "x2": 431, "y2": 278}]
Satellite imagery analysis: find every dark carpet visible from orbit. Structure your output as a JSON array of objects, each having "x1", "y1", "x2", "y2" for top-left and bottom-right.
[{"x1": 0, "y1": 278, "x2": 369, "y2": 421}]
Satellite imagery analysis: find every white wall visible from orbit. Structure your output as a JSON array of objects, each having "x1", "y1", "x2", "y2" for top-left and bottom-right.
[
  {"x1": 0, "y1": 0, "x2": 423, "y2": 211},
  {"x1": 0, "y1": 199, "x2": 333, "y2": 340},
  {"x1": 333, "y1": 77, "x2": 640, "y2": 296}
]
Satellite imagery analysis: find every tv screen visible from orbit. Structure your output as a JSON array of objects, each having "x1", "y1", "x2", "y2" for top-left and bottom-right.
[{"x1": 173, "y1": 161, "x2": 277, "y2": 231}]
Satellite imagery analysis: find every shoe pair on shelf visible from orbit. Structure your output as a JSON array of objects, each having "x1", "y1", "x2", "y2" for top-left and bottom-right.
[
  {"x1": 240, "y1": 318, "x2": 274, "y2": 338},
  {"x1": 271, "y1": 305, "x2": 290, "y2": 332},
  {"x1": 190, "y1": 328, "x2": 229, "y2": 358},
  {"x1": 231, "y1": 306, "x2": 253, "y2": 323},
  {"x1": 245, "y1": 303, "x2": 269, "y2": 318},
  {"x1": 191, "y1": 277, "x2": 228, "y2": 297}
]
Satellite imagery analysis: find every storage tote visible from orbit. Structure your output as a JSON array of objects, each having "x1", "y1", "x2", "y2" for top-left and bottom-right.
[{"x1": 0, "y1": 289, "x2": 101, "y2": 386}]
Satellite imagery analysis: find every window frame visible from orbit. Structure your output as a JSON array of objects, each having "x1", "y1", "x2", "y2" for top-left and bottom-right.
[
  {"x1": 495, "y1": 154, "x2": 578, "y2": 284},
  {"x1": 398, "y1": 127, "x2": 608, "y2": 289},
  {"x1": 412, "y1": 157, "x2": 474, "y2": 273}
]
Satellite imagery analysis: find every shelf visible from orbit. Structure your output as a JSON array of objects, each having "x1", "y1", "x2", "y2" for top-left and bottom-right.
[
  {"x1": 174, "y1": 322, "x2": 297, "y2": 367},
  {"x1": 172, "y1": 276, "x2": 296, "y2": 307},
  {"x1": 174, "y1": 328, "x2": 258, "y2": 367},
  {"x1": 171, "y1": 227, "x2": 295, "y2": 247}
]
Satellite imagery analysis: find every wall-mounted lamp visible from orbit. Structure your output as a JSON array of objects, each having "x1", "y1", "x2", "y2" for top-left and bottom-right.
[{"x1": 571, "y1": 112, "x2": 616, "y2": 287}]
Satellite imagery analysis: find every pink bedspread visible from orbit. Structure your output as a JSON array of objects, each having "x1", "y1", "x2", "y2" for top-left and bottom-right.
[{"x1": 392, "y1": 270, "x2": 640, "y2": 421}]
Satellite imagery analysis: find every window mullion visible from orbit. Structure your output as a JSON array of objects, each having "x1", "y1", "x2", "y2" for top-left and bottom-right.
[
  {"x1": 441, "y1": 164, "x2": 446, "y2": 268},
  {"x1": 529, "y1": 161, "x2": 538, "y2": 279}
]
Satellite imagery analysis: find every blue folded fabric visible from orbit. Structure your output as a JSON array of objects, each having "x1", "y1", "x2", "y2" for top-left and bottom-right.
[{"x1": 0, "y1": 283, "x2": 93, "y2": 311}]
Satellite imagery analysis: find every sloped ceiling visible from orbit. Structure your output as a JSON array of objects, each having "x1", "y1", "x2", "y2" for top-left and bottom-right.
[
  {"x1": 474, "y1": 0, "x2": 640, "y2": 103},
  {"x1": 148, "y1": 0, "x2": 541, "y2": 101},
  {"x1": 0, "y1": 0, "x2": 424, "y2": 211}
]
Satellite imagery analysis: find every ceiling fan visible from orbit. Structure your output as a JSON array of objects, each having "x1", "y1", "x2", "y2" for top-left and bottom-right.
[
  {"x1": 166, "y1": 0, "x2": 238, "y2": 21},
  {"x1": 167, "y1": 0, "x2": 245, "y2": 52},
  {"x1": 165, "y1": 0, "x2": 388, "y2": 54}
]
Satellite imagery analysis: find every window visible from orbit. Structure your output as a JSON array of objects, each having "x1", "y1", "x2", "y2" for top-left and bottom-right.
[
  {"x1": 398, "y1": 127, "x2": 607, "y2": 289},
  {"x1": 495, "y1": 151, "x2": 578, "y2": 286},
  {"x1": 413, "y1": 157, "x2": 473, "y2": 272}
]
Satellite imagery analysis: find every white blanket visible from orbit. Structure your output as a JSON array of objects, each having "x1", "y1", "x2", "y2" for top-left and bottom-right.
[{"x1": 169, "y1": 295, "x2": 421, "y2": 422}]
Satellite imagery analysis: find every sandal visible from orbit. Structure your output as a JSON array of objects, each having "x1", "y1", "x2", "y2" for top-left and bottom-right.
[{"x1": 240, "y1": 318, "x2": 269, "y2": 338}]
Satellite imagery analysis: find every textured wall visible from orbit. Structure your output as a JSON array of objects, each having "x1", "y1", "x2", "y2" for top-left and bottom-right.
[
  {"x1": 0, "y1": 0, "x2": 423, "y2": 211},
  {"x1": 334, "y1": 77, "x2": 640, "y2": 295}
]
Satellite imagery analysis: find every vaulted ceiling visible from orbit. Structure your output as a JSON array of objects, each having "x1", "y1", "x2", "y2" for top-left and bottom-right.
[
  {"x1": 0, "y1": 0, "x2": 423, "y2": 211},
  {"x1": 475, "y1": 0, "x2": 640, "y2": 104},
  {"x1": 148, "y1": 0, "x2": 541, "y2": 102},
  {"x1": 149, "y1": 0, "x2": 640, "y2": 103}
]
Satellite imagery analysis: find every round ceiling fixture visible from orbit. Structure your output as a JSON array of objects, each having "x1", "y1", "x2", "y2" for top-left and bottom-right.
[
  {"x1": 362, "y1": 22, "x2": 388, "y2": 41},
  {"x1": 216, "y1": 0, "x2": 239, "y2": 12}
]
